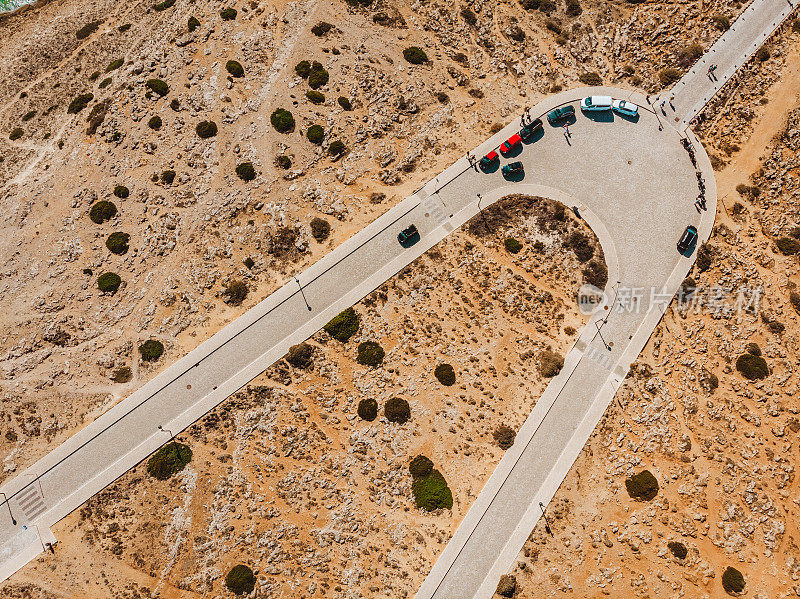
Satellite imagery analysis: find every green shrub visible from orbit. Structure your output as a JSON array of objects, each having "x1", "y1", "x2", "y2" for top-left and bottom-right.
[
  {"x1": 98, "y1": 77, "x2": 112, "y2": 89},
  {"x1": 695, "y1": 243, "x2": 714, "y2": 272},
  {"x1": 22, "y1": 110, "x2": 36, "y2": 121},
  {"x1": 583, "y1": 260, "x2": 608, "y2": 289},
  {"x1": 538, "y1": 350, "x2": 564, "y2": 377},
  {"x1": 403, "y1": 46, "x2": 428, "y2": 64},
  {"x1": 578, "y1": 71, "x2": 602, "y2": 86},
  {"x1": 722, "y1": 566, "x2": 745, "y2": 595},
  {"x1": 310, "y1": 217, "x2": 330, "y2": 242},
  {"x1": 756, "y1": 46, "x2": 771, "y2": 62},
  {"x1": 434, "y1": 363, "x2": 456, "y2": 386},
  {"x1": 106, "y1": 232, "x2": 130, "y2": 254},
  {"x1": 147, "y1": 441, "x2": 191, "y2": 480},
  {"x1": 153, "y1": 0, "x2": 175, "y2": 11},
  {"x1": 220, "y1": 7, "x2": 237, "y2": 20},
  {"x1": 667, "y1": 541, "x2": 687, "y2": 559},
  {"x1": 357, "y1": 398, "x2": 378, "y2": 421},
  {"x1": 567, "y1": 230, "x2": 594, "y2": 262},
  {"x1": 625, "y1": 470, "x2": 659, "y2": 501},
  {"x1": 148, "y1": 115, "x2": 162, "y2": 130},
  {"x1": 409, "y1": 455, "x2": 433, "y2": 478},
  {"x1": 276, "y1": 155, "x2": 292, "y2": 169},
  {"x1": 114, "y1": 185, "x2": 129, "y2": 198},
  {"x1": 111, "y1": 366, "x2": 132, "y2": 382},
  {"x1": 328, "y1": 140, "x2": 346, "y2": 156},
  {"x1": 306, "y1": 124, "x2": 324, "y2": 144},
  {"x1": 776, "y1": 237, "x2": 800, "y2": 255},
  {"x1": 223, "y1": 280, "x2": 248, "y2": 306},
  {"x1": 337, "y1": 96, "x2": 353, "y2": 110},
  {"x1": 225, "y1": 565, "x2": 255, "y2": 596},
  {"x1": 146, "y1": 79, "x2": 169, "y2": 97},
  {"x1": 493, "y1": 424, "x2": 516, "y2": 449},
  {"x1": 105, "y1": 58, "x2": 124, "y2": 72},
  {"x1": 226, "y1": 60, "x2": 244, "y2": 77},
  {"x1": 505, "y1": 237, "x2": 522, "y2": 254},
  {"x1": 311, "y1": 21, "x2": 333, "y2": 36},
  {"x1": 295, "y1": 60, "x2": 311, "y2": 78},
  {"x1": 736, "y1": 353, "x2": 768, "y2": 380},
  {"x1": 306, "y1": 90, "x2": 325, "y2": 104},
  {"x1": 496, "y1": 575, "x2": 517, "y2": 598},
  {"x1": 357, "y1": 341, "x2": 385, "y2": 367},
  {"x1": 235, "y1": 162, "x2": 256, "y2": 181},
  {"x1": 678, "y1": 277, "x2": 696, "y2": 302},
  {"x1": 9, "y1": 128, "x2": 23, "y2": 141},
  {"x1": 659, "y1": 68, "x2": 682, "y2": 87},
  {"x1": 565, "y1": 0, "x2": 582, "y2": 16},
  {"x1": 68, "y1": 93, "x2": 94, "y2": 114},
  {"x1": 270, "y1": 108, "x2": 295, "y2": 133},
  {"x1": 139, "y1": 339, "x2": 164, "y2": 362},
  {"x1": 412, "y1": 469, "x2": 453, "y2": 510},
  {"x1": 97, "y1": 272, "x2": 122, "y2": 294},
  {"x1": 286, "y1": 343, "x2": 314, "y2": 368},
  {"x1": 324, "y1": 307, "x2": 359, "y2": 341},
  {"x1": 196, "y1": 120, "x2": 218, "y2": 138},
  {"x1": 677, "y1": 43, "x2": 704, "y2": 67},
  {"x1": 712, "y1": 14, "x2": 730, "y2": 30},
  {"x1": 76, "y1": 20, "x2": 102, "y2": 40},
  {"x1": 161, "y1": 170, "x2": 176, "y2": 184},
  {"x1": 188, "y1": 16, "x2": 200, "y2": 31},
  {"x1": 90, "y1": 200, "x2": 118, "y2": 223},
  {"x1": 308, "y1": 64, "x2": 329, "y2": 89},
  {"x1": 385, "y1": 397, "x2": 410, "y2": 423}
]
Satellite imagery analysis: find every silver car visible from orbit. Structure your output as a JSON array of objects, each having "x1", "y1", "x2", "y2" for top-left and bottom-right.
[{"x1": 612, "y1": 99, "x2": 639, "y2": 117}]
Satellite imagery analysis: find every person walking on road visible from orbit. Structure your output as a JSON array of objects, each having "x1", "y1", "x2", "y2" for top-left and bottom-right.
[{"x1": 563, "y1": 123, "x2": 570, "y2": 137}]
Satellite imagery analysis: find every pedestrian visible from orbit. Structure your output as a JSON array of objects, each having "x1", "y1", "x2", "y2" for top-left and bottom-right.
[
  {"x1": 563, "y1": 123, "x2": 570, "y2": 137},
  {"x1": 695, "y1": 199, "x2": 702, "y2": 213}
]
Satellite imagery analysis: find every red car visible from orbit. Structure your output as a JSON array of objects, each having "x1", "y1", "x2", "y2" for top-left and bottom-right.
[{"x1": 500, "y1": 133, "x2": 522, "y2": 155}]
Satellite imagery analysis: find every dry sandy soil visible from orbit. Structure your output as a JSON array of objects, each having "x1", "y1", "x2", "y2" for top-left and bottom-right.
[{"x1": 0, "y1": 0, "x2": 799, "y2": 597}]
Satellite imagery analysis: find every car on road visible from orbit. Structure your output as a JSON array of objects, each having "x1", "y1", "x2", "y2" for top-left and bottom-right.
[
  {"x1": 677, "y1": 225, "x2": 698, "y2": 254},
  {"x1": 581, "y1": 96, "x2": 613, "y2": 111},
  {"x1": 479, "y1": 150, "x2": 499, "y2": 170},
  {"x1": 547, "y1": 105, "x2": 575, "y2": 125},
  {"x1": 398, "y1": 224, "x2": 420, "y2": 247},
  {"x1": 501, "y1": 161, "x2": 524, "y2": 177},
  {"x1": 520, "y1": 118, "x2": 543, "y2": 141},
  {"x1": 612, "y1": 99, "x2": 639, "y2": 118},
  {"x1": 500, "y1": 133, "x2": 522, "y2": 154}
]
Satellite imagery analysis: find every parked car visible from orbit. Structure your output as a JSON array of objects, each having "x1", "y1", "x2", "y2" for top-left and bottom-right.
[
  {"x1": 479, "y1": 150, "x2": 499, "y2": 170},
  {"x1": 398, "y1": 224, "x2": 420, "y2": 247},
  {"x1": 520, "y1": 118, "x2": 543, "y2": 141},
  {"x1": 501, "y1": 161, "x2": 524, "y2": 177},
  {"x1": 677, "y1": 225, "x2": 698, "y2": 254},
  {"x1": 500, "y1": 133, "x2": 522, "y2": 154},
  {"x1": 612, "y1": 99, "x2": 639, "y2": 117},
  {"x1": 547, "y1": 105, "x2": 575, "y2": 125},
  {"x1": 581, "y1": 96, "x2": 613, "y2": 111}
]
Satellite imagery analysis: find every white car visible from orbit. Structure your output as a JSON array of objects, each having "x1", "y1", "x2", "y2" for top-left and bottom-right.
[
  {"x1": 612, "y1": 99, "x2": 639, "y2": 117},
  {"x1": 580, "y1": 96, "x2": 613, "y2": 111}
]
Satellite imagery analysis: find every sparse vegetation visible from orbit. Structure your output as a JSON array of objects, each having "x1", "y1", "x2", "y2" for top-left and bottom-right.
[
  {"x1": 139, "y1": 339, "x2": 164, "y2": 362},
  {"x1": 434, "y1": 363, "x2": 456, "y2": 386},
  {"x1": 111, "y1": 366, "x2": 132, "y2": 383},
  {"x1": 152, "y1": 0, "x2": 176, "y2": 11},
  {"x1": 196, "y1": 120, "x2": 218, "y2": 138},
  {"x1": 538, "y1": 350, "x2": 564, "y2": 377},
  {"x1": 338, "y1": 96, "x2": 352, "y2": 110},
  {"x1": 578, "y1": 71, "x2": 602, "y2": 86},
  {"x1": 114, "y1": 185, "x2": 129, "y2": 198},
  {"x1": 161, "y1": 170, "x2": 176, "y2": 185},
  {"x1": 776, "y1": 237, "x2": 800, "y2": 255},
  {"x1": 276, "y1": 155, "x2": 292, "y2": 169},
  {"x1": 310, "y1": 217, "x2": 330, "y2": 242},
  {"x1": 567, "y1": 230, "x2": 594, "y2": 262},
  {"x1": 146, "y1": 79, "x2": 169, "y2": 97},
  {"x1": 659, "y1": 68, "x2": 682, "y2": 87},
  {"x1": 226, "y1": 60, "x2": 244, "y2": 77},
  {"x1": 220, "y1": 7, "x2": 237, "y2": 20},
  {"x1": 493, "y1": 424, "x2": 516, "y2": 450},
  {"x1": 695, "y1": 243, "x2": 714, "y2": 272},
  {"x1": 403, "y1": 46, "x2": 428, "y2": 64},
  {"x1": 285, "y1": 343, "x2": 314, "y2": 369},
  {"x1": 306, "y1": 124, "x2": 324, "y2": 144},
  {"x1": 357, "y1": 341, "x2": 385, "y2": 367},
  {"x1": 412, "y1": 468, "x2": 453, "y2": 510},
  {"x1": 625, "y1": 469, "x2": 659, "y2": 501},
  {"x1": 223, "y1": 280, "x2": 248, "y2": 306},
  {"x1": 235, "y1": 162, "x2": 256, "y2": 181},
  {"x1": 722, "y1": 567, "x2": 745, "y2": 595},
  {"x1": 409, "y1": 455, "x2": 433, "y2": 478},
  {"x1": 68, "y1": 93, "x2": 94, "y2": 114},
  {"x1": 147, "y1": 441, "x2": 192, "y2": 480},
  {"x1": 496, "y1": 575, "x2": 517, "y2": 598},
  {"x1": 667, "y1": 541, "x2": 687, "y2": 559},
  {"x1": 677, "y1": 43, "x2": 704, "y2": 67},
  {"x1": 106, "y1": 232, "x2": 130, "y2": 254},
  {"x1": 679, "y1": 277, "x2": 696, "y2": 301},
  {"x1": 756, "y1": 46, "x2": 771, "y2": 62},
  {"x1": 736, "y1": 353, "x2": 769, "y2": 380},
  {"x1": 105, "y1": 58, "x2": 124, "y2": 72},
  {"x1": 324, "y1": 307, "x2": 359, "y2": 342},
  {"x1": 712, "y1": 14, "x2": 730, "y2": 30},
  {"x1": 505, "y1": 237, "x2": 522, "y2": 254},
  {"x1": 311, "y1": 21, "x2": 333, "y2": 36},
  {"x1": 148, "y1": 115, "x2": 162, "y2": 130},
  {"x1": 791, "y1": 291, "x2": 800, "y2": 314},
  {"x1": 357, "y1": 398, "x2": 378, "y2": 421},
  {"x1": 271, "y1": 108, "x2": 295, "y2": 133},
  {"x1": 76, "y1": 20, "x2": 102, "y2": 40},
  {"x1": 9, "y1": 128, "x2": 23, "y2": 141},
  {"x1": 582, "y1": 260, "x2": 608, "y2": 289},
  {"x1": 89, "y1": 200, "x2": 117, "y2": 223},
  {"x1": 97, "y1": 272, "x2": 122, "y2": 294}
]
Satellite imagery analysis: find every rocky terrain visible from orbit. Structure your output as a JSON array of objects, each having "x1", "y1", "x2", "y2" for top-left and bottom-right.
[{"x1": 0, "y1": 0, "x2": 799, "y2": 597}]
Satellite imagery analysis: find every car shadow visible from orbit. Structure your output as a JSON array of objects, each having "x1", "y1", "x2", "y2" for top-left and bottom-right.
[
  {"x1": 616, "y1": 112, "x2": 640, "y2": 123},
  {"x1": 499, "y1": 144, "x2": 523, "y2": 159},
  {"x1": 479, "y1": 161, "x2": 500, "y2": 174},
  {"x1": 502, "y1": 170, "x2": 525, "y2": 183},
  {"x1": 582, "y1": 111, "x2": 615, "y2": 123}
]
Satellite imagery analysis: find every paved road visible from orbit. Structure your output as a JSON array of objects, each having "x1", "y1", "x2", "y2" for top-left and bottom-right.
[{"x1": 655, "y1": 0, "x2": 797, "y2": 129}]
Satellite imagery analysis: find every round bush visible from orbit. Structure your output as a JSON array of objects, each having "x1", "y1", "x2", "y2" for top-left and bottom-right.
[
  {"x1": 722, "y1": 566, "x2": 745, "y2": 595},
  {"x1": 311, "y1": 21, "x2": 333, "y2": 36},
  {"x1": 223, "y1": 280, "x2": 248, "y2": 306},
  {"x1": 505, "y1": 237, "x2": 522, "y2": 254},
  {"x1": 114, "y1": 185, "x2": 129, "y2": 198},
  {"x1": 139, "y1": 339, "x2": 164, "y2": 362},
  {"x1": 188, "y1": 16, "x2": 200, "y2": 31},
  {"x1": 226, "y1": 60, "x2": 244, "y2": 78},
  {"x1": 625, "y1": 470, "x2": 659, "y2": 501},
  {"x1": 308, "y1": 67, "x2": 329, "y2": 89},
  {"x1": 337, "y1": 96, "x2": 353, "y2": 111},
  {"x1": 111, "y1": 366, "x2": 132, "y2": 383},
  {"x1": 384, "y1": 397, "x2": 410, "y2": 423},
  {"x1": 493, "y1": 424, "x2": 516, "y2": 449},
  {"x1": 225, "y1": 565, "x2": 255, "y2": 596},
  {"x1": 271, "y1": 108, "x2": 295, "y2": 133},
  {"x1": 147, "y1": 441, "x2": 192, "y2": 480},
  {"x1": 97, "y1": 272, "x2": 122, "y2": 294},
  {"x1": 148, "y1": 115, "x2": 162, "y2": 130},
  {"x1": 357, "y1": 398, "x2": 378, "y2": 421},
  {"x1": 328, "y1": 140, "x2": 346, "y2": 156},
  {"x1": 106, "y1": 232, "x2": 130, "y2": 254},
  {"x1": 146, "y1": 79, "x2": 169, "y2": 97},
  {"x1": 659, "y1": 67, "x2": 681, "y2": 87},
  {"x1": 434, "y1": 363, "x2": 456, "y2": 386},
  {"x1": 196, "y1": 120, "x2": 218, "y2": 139},
  {"x1": 412, "y1": 469, "x2": 453, "y2": 510},
  {"x1": 736, "y1": 353, "x2": 769, "y2": 380},
  {"x1": 357, "y1": 341, "x2": 385, "y2": 367},
  {"x1": 324, "y1": 307, "x2": 359, "y2": 342},
  {"x1": 403, "y1": 46, "x2": 428, "y2": 64},
  {"x1": 306, "y1": 124, "x2": 324, "y2": 145},
  {"x1": 286, "y1": 343, "x2": 314, "y2": 368},
  {"x1": 538, "y1": 350, "x2": 564, "y2": 378},
  {"x1": 235, "y1": 162, "x2": 256, "y2": 181},
  {"x1": 295, "y1": 60, "x2": 311, "y2": 78},
  {"x1": 776, "y1": 236, "x2": 800, "y2": 255},
  {"x1": 409, "y1": 455, "x2": 433, "y2": 478},
  {"x1": 161, "y1": 170, "x2": 176, "y2": 185},
  {"x1": 89, "y1": 200, "x2": 117, "y2": 224},
  {"x1": 310, "y1": 217, "x2": 330, "y2": 242},
  {"x1": 276, "y1": 155, "x2": 292, "y2": 169},
  {"x1": 306, "y1": 90, "x2": 325, "y2": 104},
  {"x1": 667, "y1": 541, "x2": 687, "y2": 560},
  {"x1": 578, "y1": 71, "x2": 603, "y2": 86},
  {"x1": 9, "y1": 128, "x2": 23, "y2": 141},
  {"x1": 220, "y1": 7, "x2": 237, "y2": 20}
]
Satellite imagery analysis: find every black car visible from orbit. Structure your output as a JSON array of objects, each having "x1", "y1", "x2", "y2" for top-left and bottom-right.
[
  {"x1": 520, "y1": 118, "x2": 543, "y2": 141},
  {"x1": 398, "y1": 224, "x2": 420, "y2": 247},
  {"x1": 677, "y1": 225, "x2": 698, "y2": 254},
  {"x1": 501, "y1": 161, "x2": 524, "y2": 178}
]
